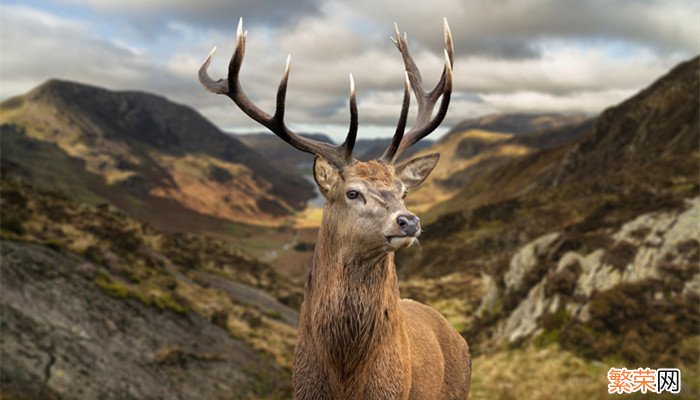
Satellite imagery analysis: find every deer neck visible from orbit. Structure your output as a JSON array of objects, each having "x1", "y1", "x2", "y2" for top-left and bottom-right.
[{"x1": 303, "y1": 218, "x2": 404, "y2": 379}]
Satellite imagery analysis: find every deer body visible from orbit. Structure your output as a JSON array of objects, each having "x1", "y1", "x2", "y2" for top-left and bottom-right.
[
  {"x1": 200, "y1": 18, "x2": 470, "y2": 399},
  {"x1": 294, "y1": 194, "x2": 471, "y2": 399}
]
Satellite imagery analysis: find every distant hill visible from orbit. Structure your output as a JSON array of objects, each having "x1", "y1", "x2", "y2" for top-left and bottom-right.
[
  {"x1": 0, "y1": 80, "x2": 315, "y2": 232},
  {"x1": 445, "y1": 113, "x2": 587, "y2": 138},
  {"x1": 352, "y1": 138, "x2": 434, "y2": 162},
  {"x1": 239, "y1": 133, "x2": 433, "y2": 168},
  {"x1": 397, "y1": 56, "x2": 699, "y2": 379},
  {"x1": 238, "y1": 132, "x2": 335, "y2": 168}
]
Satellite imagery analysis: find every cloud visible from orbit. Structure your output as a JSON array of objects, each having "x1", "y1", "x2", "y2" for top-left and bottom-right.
[
  {"x1": 57, "y1": 0, "x2": 698, "y2": 58},
  {"x1": 477, "y1": 89, "x2": 637, "y2": 114},
  {"x1": 59, "y1": 0, "x2": 323, "y2": 31},
  {"x1": 2, "y1": 4, "x2": 222, "y2": 114},
  {"x1": 3, "y1": 5, "x2": 156, "y2": 93},
  {"x1": 451, "y1": 45, "x2": 674, "y2": 94},
  {"x1": 344, "y1": 0, "x2": 697, "y2": 57},
  {"x1": 2, "y1": 1, "x2": 697, "y2": 139}
]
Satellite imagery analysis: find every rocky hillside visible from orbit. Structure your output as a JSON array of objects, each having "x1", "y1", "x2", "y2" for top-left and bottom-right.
[
  {"x1": 474, "y1": 199, "x2": 699, "y2": 349},
  {"x1": 397, "y1": 56, "x2": 699, "y2": 395},
  {"x1": 0, "y1": 171, "x2": 303, "y2": 399},
  {"x1": 0, "y1": 80, "x2": 314, "y2": 232},
  {"x1": 1, "y1": 241, "x2": 289, "y2": 400}
]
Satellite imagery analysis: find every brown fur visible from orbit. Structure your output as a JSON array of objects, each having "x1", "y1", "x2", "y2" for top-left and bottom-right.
[
  {"x1": 293, "y1": 159, "x2": 471, "y2": 399},
  {"x1": 349, "y1": 160, "x2": 397, "y2": 185}
]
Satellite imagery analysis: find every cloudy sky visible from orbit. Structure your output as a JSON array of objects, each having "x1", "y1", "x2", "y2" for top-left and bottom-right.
[{"x1": 3, "y1": 0, "x2": 697, "y2": 141}]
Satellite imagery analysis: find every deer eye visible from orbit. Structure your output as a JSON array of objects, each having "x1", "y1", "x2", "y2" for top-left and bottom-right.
[
  {"x1": 346, "y1": 190, "x2": 360, "y2": 200},
  {"x1": 402, "y1": 191, "x2": 408, "y2": 200}
]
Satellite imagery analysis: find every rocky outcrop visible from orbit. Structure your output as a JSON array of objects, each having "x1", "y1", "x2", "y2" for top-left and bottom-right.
[
  {"x1": 0, "y1": 241, "x2": 289, "y2": 400},
  {"x1": 478, "y1": 197, "x2": 700, "y2": 348},
  {"x1": 503, "y1": 232, "x2": 561, "y2": 296}
]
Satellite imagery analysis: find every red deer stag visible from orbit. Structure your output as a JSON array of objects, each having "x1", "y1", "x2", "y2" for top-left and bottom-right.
[{"x1": 199, "y1": 18, "x2": 471, "y2": 400}]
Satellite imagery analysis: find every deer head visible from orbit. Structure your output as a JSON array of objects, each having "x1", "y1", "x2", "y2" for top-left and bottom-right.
[{"x1": 199, "y1": 18, "x2": 453, "y2": 256}]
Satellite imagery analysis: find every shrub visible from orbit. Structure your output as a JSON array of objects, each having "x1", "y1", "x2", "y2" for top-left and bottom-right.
[{"x1": 601, "y1": 240, "x2": 637, "y2": 271}]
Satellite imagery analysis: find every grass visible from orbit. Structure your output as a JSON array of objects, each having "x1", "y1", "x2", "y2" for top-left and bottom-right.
[
  {"x1": 470, "y1": 345, "x2": 610, "y2": 400},
  {"x1": 94, "y1": 274, "x2": 130, "y2": 298},
  {"x1": 225, "y1": 222, "x2": 258, "y2": 236},
  {"x1": 292, "y1": 206, "x2": 323, "y2": 228},
  {"x1": 94, "y1": 274, "x2": 191, "y2": 314},
  {"x1": 470, "y1": 344, "x2": 699, "y2": 400},
  {"x1": 1, "y1": 129, "x2": 106, "y2": 205}
]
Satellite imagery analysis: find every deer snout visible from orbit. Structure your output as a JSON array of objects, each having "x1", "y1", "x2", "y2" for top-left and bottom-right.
[{"x1": 396, "y1": 214, "x2": 420, "y2": 237}]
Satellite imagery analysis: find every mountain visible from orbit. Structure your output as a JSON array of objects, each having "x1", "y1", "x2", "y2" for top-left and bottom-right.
[
  {"x1": 239, "y1": 133, "x2": 433, "y2": 169},
  {"x1": 420, "y1": 57, "x2": 698, "y2": 227},
  {"x1": 0, "y1": 79, "x2": 315, "y2": 232},
  {"x1": 444, "y1": 113, "x2": 587, "y2": 138},
  {"x1": 352, "y1": 138, "x2": 434, "y2": 161},
  {"x1": 0, "y1": 171, "x2": 301, "y2": 399},
  {"x1": 238, "y1": 132, "x2": 335, "y2": 168},
  {"x1": 396, "y1": 56, "x2": 699, "y2": 388}
]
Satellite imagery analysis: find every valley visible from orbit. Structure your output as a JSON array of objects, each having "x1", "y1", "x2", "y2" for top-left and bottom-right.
[{"x1": 1, "y1": 56, "x2": 698, "y2": 399}]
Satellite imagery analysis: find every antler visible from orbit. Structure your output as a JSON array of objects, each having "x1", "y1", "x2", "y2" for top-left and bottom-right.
[
  {"x1": 199, "y1": 18, "x2": 358, "y2": 169},
  {"x1": 380, "y1": 18, "x2": 454, "y2": 163}
]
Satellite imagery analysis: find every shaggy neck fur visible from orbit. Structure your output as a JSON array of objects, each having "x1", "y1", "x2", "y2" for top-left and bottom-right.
[{"x1": 303, "y1": 208, "x2": 404, "y2": 386}]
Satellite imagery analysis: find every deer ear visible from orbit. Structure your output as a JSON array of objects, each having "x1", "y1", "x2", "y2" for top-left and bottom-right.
[
  {"x1": 396, "y1": 153, "x2": 440, "y2": 188},
  {"x1": 313, "y1": 155, "x2": 340, "y2": 196}
]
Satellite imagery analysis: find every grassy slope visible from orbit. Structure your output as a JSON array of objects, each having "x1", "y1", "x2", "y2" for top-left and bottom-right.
[
  {"x1": 0, "y1": 171, "x2": 302, "y2": 376},
  {"x1": 405, "y1": 116, "x2": 593, "y2": 219},
  {"x1": 406, "y1": 129, "x2": 519, "y2": 213}
]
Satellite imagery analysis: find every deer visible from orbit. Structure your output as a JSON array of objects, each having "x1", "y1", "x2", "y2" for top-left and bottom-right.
[{"x1": 199, "y1": 18, "x2": 471, "y2": 400}]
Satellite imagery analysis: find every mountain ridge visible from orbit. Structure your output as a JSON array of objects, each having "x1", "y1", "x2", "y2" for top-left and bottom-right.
[
  {"x1": 238, "y1": 132, "x2": 434, "y2": 168},
  {"x1": 1, "y1": 79, "x2": 315, "y2": 233},
  {"x1": 444, "y1": 113, "x2": 588, "y2": 139}
]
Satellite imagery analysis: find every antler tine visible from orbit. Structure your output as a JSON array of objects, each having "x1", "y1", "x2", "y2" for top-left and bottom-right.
[
  {"x1": 199, "y1": 18, "x2": 355, "y2": 169},
  {"x1": 395, "y1": 49, "x2": 453, "y2": 157},
  {"x1": 384, "y1": 19, "x2": 454, "y2": 163},
  {"x1": 341, "y1": 74, "x2": 358, "y2": 159},
  {"x1": 380, "y1": 71, "x2": 411, "y2": 163},
  {"x1": 428, "y1": 17, "x2": 454, "y2": 102},
  {"x1": 393, "y1": 22, "x2": 425, "y2": 108}
]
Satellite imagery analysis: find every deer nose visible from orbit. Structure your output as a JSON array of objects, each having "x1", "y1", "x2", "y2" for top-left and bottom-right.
[{"x1": 396, "y1": 214, "x2": 420, "y2": 237}]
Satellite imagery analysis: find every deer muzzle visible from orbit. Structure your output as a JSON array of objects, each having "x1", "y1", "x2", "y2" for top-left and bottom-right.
[{"x1": 396, "y1": 214, "x2": 420, "y2": 237}]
